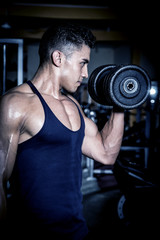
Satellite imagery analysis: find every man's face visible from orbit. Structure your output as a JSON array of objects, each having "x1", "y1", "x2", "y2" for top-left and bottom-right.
[{"x1": 60, "y1": 44, "x2": 90, "y2": 93}]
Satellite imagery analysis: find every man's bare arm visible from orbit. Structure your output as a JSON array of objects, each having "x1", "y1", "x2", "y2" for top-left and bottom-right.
[
  {"x1": 82, "y1": 109, "x2": 124, "y2": 165},
  {"x1": 0, "y1": 93, "x2": 21, "y2": 221}
]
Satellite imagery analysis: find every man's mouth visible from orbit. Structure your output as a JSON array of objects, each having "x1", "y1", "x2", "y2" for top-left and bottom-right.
[{"x1": 77, "y1": 81, "x2": 82, "y2": 85}]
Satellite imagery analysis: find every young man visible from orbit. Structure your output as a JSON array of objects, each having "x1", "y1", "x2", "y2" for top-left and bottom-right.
[{"x1": 0, "y1": 23, "x2": 124, "y2": 239}]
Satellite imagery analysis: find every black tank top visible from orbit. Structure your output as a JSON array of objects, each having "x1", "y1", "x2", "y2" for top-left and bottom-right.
[{"x1": 10, "y1": 81, "x2": 88, "y2": 239}]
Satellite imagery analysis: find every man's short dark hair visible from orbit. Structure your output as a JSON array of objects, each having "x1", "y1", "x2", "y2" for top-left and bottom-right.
[{"x1": 39, "y1": 23, "x2": 96, "y2": 65}]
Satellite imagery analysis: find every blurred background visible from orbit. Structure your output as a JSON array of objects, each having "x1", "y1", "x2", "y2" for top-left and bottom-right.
[{"x1": 0, "y1": 1, "x2": 159, "y2": 238}]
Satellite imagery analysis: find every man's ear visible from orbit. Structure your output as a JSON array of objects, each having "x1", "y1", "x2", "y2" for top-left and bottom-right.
[{"x1": 51, "y1": 50, "x2": 62, "y2": 67}]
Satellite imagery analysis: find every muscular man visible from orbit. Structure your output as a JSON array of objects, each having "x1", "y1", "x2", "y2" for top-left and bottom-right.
[{"x1": 0, "y1": 23, "x2": 124, "y2": 239}]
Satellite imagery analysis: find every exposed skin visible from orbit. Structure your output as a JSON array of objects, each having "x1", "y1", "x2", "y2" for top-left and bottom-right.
[{"x1": 0, "y1": 44, "x2": 124, "y2": 221}]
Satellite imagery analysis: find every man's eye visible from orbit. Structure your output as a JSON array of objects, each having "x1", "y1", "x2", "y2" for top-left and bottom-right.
[{"x1": 80, "y1": 62, "x2": 85, "y2": 66}]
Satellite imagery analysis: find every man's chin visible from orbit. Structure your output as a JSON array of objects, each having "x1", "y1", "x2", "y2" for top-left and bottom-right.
[{"x1": 61, "y1": 87, "x2": 77, "y2": 95}]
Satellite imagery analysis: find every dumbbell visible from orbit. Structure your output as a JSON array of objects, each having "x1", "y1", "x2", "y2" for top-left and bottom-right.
[{"x1": 88, "y1": 64, "x2": 151, "y2": 109}]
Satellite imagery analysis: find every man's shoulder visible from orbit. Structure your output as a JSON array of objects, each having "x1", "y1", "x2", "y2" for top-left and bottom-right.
[{"x1": 0, "y1": 83, "x2": 33, "y2": 112}]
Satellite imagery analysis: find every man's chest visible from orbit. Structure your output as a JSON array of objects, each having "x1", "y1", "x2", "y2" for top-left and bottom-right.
[{"x1": 19, "y1": 95, "x2": 81, "y2": 144}]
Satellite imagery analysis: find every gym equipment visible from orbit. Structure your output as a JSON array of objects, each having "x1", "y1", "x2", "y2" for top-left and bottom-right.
[{"x1": 88, "y1": 64, "x2": 151, "y2": 109}]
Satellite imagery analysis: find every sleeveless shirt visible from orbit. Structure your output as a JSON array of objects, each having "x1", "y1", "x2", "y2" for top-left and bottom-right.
[{"x1": 9, "y1": 81, "x2": 88, "y2": 239}]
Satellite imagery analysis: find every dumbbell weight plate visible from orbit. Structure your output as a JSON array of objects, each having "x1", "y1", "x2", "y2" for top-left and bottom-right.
[
  {"x1": 88, "y1": 64, "x2": 151, "y2": 109},
  {"x1": 105, "y1": 65, "x2": 150, "y2": 109},
  {"x1": 88, "y1": 64, "x2": 116, "y2": 105}
]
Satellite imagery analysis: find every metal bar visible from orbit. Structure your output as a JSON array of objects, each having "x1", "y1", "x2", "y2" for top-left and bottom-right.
[
  {"x1": 2, "y1": 44, "x2": 6, "y2": 94},
  {"x1": 17, "y1": 40, "x2": 23, "y2": 85},
  {"x1": 94, "y1": 169, "x2": 113, "y2": 174},
  {"x1": 86, "y1": 157, "x2": 96, "y2": 180},
  {"x1": 0, "y1": 39, "x2": 23, "y2": 44}
]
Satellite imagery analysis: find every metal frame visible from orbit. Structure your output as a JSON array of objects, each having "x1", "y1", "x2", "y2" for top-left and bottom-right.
[{"x1": 0, "y1": 39, "x2": 23, "y2": 94}]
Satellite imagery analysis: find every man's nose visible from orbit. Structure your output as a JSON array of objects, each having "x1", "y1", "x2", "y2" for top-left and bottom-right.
[{"x1": 82, "y1": 65, "x2": 88, "y2": 79}]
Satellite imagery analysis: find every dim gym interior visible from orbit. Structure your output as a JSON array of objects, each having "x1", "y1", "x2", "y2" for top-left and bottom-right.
[{"x1": 0, "y1": 1, "x2": 159, "y2": 239}]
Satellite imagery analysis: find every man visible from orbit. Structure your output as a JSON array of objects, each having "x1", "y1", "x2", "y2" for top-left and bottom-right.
[{"x1": 0, "y1": 23, "x2": 124, "y2": 239}]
